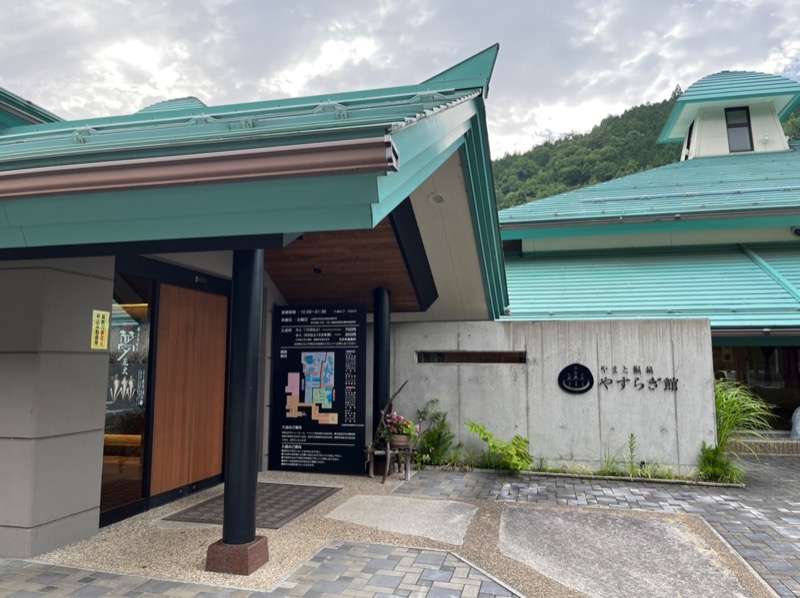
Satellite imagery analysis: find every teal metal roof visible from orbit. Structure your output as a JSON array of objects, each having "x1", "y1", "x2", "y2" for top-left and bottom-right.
[
  {"x1": 0, "y1": 45, "x2": 507, "y2": 319},
  {"x1": 0, "y1": 89, "x2": 62, "y2": 129},
  {"x1": 421, "y1": 44, "x2": 499, "y2": 98},
  {"x1": 502, "y1": 244, "x2": 800, "y2": 328},
  {"x1": 136, "y1": 97, "x2": 208, "y2": 114},
  {"x1": 499, "y1": 145, "x2": 800, "y2": 240},
  {"x1": 0, "y1": 88, "x2": 479, "y2": 168},
  {"x1": 0, "y1": 45, "x2": 499, "y2": 170},
  {"x1": 659, "y1": 70, "x2": 800, "y2": 143}
]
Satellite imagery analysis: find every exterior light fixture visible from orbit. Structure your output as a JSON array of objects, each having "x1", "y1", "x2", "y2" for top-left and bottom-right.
[{"x1": 428, "y1": 192, "x2": 447, "y2": 205}]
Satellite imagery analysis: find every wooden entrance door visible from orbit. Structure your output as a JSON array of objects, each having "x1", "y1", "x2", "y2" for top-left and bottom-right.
[{"x1": 150, "y1": 283, "x2": 228, "y2": 496}]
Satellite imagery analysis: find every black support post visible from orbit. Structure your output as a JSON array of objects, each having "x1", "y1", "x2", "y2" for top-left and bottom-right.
[
  {"x1": 372, "y1": 287, "x2": 391, "y2": 432},
  {"x1": 222, "y1": 248, "x2": 264, "y2": 545}
]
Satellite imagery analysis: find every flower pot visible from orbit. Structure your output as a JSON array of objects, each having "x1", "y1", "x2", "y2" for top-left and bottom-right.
[{"x1": 390, "y1": 434, "x2": 410, "y2": 448}]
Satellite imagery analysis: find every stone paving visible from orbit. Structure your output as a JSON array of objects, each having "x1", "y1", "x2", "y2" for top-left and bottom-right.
[
  {"x1": 0, "y1": 455, "x2": 797, "y2": 597},
  {"x1": 395, "y1": 455, "x2": 800, "y2": 597},
  {"x1": 0, "y1": 558, "x2": 273, "y2": 597},
  {"x1": 0, "y1": 542, "x2": 519, "y2": 598},
  {"x1": 277, "y1": 541, "x2": 520, "y2": 598}
]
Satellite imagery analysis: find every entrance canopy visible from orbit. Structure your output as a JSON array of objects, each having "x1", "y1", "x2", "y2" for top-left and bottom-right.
[{"x1": 0, "y1": 45, "x2": 507, "y2": 320}]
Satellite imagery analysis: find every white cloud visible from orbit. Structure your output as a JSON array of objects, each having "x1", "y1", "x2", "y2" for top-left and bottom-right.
[
  {"x1": 1, "y1": 0, "x2": 800, "y2": 157},
  {"x1": 261, "y1": 37, "x2": 379, "y2": 97}
]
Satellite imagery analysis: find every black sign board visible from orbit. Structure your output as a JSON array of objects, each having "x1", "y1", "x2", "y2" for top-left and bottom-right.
[
  {"x1": 558, "y1": 363, "x2": 594, "y2": 394},
  {"x1": 269, "y1": 305, "x2": 366, "y2": 474}
]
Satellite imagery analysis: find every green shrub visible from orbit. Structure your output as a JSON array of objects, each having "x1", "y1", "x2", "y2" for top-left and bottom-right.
[
  {"x1": 626, "y1": 433, "x2": 638, "y2": 478},
  {"x1": 598, "y1": 443, "x2": 622, "y2": 477},
  {"x1": 415, "y1": 399, "x2": 455, "y2": 466},
  {"x1": 697, "y1": 381, "x2": 773, "y2": 482},
  {"x1": 714, "y1": 381, "x2": 774, "y2": 456},
  {"x1": 465, "y1": 422, "x2": 534, "y2": 473},
  {"x1": 442, "y1": 443, "x2": 478, "y2": 471},
  {"x1": 637, "y1": 462, "x2": 676, "y2": 480},
  {"x1": 698, "y1": 442, "x2": 743, "y2": 484}
]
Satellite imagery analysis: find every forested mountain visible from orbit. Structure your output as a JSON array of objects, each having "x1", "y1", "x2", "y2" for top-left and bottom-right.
[
  {"x1": 493, "y1": 89, "x2": 683, "y2": 210},
  {"x1": 494, "y1": 90, "x2": 800, "y2": 212},
  {"x1": 784, "y1": 109, "x2": 800, "y2": 140}
]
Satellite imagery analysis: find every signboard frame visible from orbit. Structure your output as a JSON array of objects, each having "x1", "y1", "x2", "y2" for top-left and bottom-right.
[{"x1": 269, "y1": 305, "x2": 367, "y2": 474}]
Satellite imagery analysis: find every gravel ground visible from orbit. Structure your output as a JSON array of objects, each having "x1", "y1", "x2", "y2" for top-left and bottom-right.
[{"x1": 31, "y1": 470, "x2": 773, "y2": 598}]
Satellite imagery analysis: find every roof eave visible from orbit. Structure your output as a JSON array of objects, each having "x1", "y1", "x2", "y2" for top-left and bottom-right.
[
  {"x1": 3, "y1": 45, "x2": 500, "y2": 138},
  {"x1": 0, "y1": 89, "x2": 62, "y2": 127},
  {"x1": 0, "y1": 136, "x2": 398, "y2": 200},
  {"x1": 500, "y1": 208, "x2": 800, "y2": 240},
  {"x1": 659, "y1": 90, "x2": 800, "y2": 144}
]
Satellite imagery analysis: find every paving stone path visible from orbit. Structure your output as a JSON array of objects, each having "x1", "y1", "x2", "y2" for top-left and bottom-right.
[
  {"x1": 0, "y1": 542, "x2": 518, "y2": 598},
  {"x1": 394, "y1": 455, "x2": 800, "y2": 597},
  {"x1": 275, "y1": 541, "x2": 519, "y2": 598},
  {"x1": 1, "y1": 455, "x2": 797, "y2": 597}
]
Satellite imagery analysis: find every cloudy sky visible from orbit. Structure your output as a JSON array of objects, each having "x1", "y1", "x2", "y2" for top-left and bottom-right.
[{"x1": 1, "y1": 0, "x2": 799, "y2": 157}]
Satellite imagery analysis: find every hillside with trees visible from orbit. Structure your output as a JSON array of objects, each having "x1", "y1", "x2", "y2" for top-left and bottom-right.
[
  {"x1": 493, "y1": 88, "x2": 683, "y2": 210},
  {"x1": 784, "y1": 108, "x2": 800, "y2": 141},
  {"x1": 494, "y1": 90, "x2": 800, "y2": 212}
]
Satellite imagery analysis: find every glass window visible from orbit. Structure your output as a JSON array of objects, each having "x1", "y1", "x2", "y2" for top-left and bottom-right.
[
  {"x1": 725, "y1": 107, "x2": 753, "y2": 152},
  {"x1": 713, "y1": 345, "x2": 800, "y2": 430},
  {"x1": 101, "y1": 272, "x2": 153, "y2": 513}
]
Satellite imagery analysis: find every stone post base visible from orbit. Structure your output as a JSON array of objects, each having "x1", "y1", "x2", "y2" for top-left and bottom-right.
[{"x1": 205, "y1": 536, "x2": 269, "y2": 575}]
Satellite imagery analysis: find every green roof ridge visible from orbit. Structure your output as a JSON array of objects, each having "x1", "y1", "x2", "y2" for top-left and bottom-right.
[
  {"x1": 499, "y1": 147, "x2": 800, "y2": 235},
  {"x1": 0, "y1": 88, "x2": 62, "y2": 128},
  {"x1": 421, "y1": 44, "x2": 499, "y2": 98}
]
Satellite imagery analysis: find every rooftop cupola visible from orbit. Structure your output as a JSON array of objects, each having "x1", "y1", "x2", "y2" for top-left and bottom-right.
[{"x1": 658, "y1": 70, "x2": 800, "y2": 160}]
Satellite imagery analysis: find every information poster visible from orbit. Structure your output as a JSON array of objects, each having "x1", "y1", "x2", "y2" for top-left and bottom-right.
[
  {"x1": 269, "y1": 305, "x2": 366, "y2": 474},
  {"x1": 107, "y1": 306, "x2": 149, "y2": 412},
  {"x1": 91, "y1": 310, "x2": 110, "y2": 350}
]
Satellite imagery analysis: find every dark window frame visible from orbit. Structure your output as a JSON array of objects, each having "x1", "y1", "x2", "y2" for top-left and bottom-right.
[
  {"x1": 725, "y1": 107, "x2": 754, "y2": 153},
  {"x1": 416, "y1": 351, "x2": 527, "y2": 364}
]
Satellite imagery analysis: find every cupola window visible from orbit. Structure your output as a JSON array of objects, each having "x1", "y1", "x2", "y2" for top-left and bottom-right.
[{"x1": 725, "y1": 107, "x2": 753, "y2": 152}]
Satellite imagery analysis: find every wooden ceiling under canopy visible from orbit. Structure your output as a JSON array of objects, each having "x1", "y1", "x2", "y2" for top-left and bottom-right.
[{"x1": 264, "y1": 215, "x2": 427, "y2": 313}]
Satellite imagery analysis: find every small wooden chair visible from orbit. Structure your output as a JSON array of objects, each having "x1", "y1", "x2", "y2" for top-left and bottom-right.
[{"x1": 365, "y1": 380, "x2": 413, "y2": 483}]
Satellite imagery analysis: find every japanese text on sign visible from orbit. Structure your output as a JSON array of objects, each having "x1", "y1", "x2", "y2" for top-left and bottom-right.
[
  {"x1": 90, "y1": 310, "x2": 110, "y2": 350},
  {"x1": 597, "y1": 364, "x2": 678, "y2": 392}
]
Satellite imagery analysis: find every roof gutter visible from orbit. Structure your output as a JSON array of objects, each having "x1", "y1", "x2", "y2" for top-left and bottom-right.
[
  {"x1": 0, "y1": 136, "x2": 398, "y2": 199},
  {"x1": 501, "y1": 207, "x2": 800, "y2": 232}
]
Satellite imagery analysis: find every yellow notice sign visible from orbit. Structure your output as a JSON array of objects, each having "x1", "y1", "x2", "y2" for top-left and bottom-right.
[{"x1": 91, "y1": 309, "x2": 110, "y2": 350}]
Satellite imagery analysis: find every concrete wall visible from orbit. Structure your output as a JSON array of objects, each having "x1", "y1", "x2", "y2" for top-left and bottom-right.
[
  {"x1": 390, "y1": 319, "x2": 716, "y2": 474},
  {"x1": 0, "y1": 257, "x2": 114, "y2": 557}
]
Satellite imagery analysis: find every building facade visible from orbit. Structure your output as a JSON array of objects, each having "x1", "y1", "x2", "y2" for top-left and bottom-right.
[
  {"x1": 0, "y1": 46, "x2": 506, "y2": 558},
  {"x1": 499, "y1": 70, "x2": 800, "y2": 430},
  {"x1": 1, "y1": 50, "x2": 747, "y2": 562}
]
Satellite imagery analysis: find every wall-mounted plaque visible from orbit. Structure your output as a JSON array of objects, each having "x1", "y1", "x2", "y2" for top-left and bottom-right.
[{"x1": 558, "y1": 363, "x2": 594, "y2": 394}]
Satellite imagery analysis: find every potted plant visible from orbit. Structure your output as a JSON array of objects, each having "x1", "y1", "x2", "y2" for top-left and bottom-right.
[{"x1": 381, "y1": 412, "x2": 419, "y2": 448}]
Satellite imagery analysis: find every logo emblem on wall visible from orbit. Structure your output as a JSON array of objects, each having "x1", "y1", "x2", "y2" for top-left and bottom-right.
[{"x1": 558, "y1": 363, "x2": 594, "y2": 394}]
